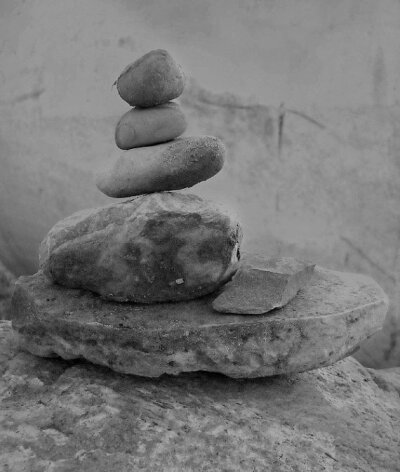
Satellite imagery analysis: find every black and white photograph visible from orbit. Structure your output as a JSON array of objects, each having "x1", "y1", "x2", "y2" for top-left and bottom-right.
[{"x1": 0, "y1": 1, "x2": 399, "y2": 470}]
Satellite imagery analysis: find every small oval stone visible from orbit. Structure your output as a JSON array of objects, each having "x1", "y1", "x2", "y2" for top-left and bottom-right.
[
  {"x1": 39, "y1": 192, "x2": 242, "y2": 303},
  {"x1": 96, "y1": 136, "x2": 225, "y2": 198},
  {"x1": 115, "y1": 102, "x2": 187, "y2": 150},
  {"x1": 116, "y1": 49, "x2": 185, "y2": 107}
]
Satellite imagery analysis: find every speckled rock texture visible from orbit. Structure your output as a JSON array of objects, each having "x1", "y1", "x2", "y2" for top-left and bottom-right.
[
  {"x1": 0, "y1": 260, "x2": 15, "y2": 320},
  {"x1": 39, "y1": 192, "x2": 242, "y2": 303},
  {"x1": 115, "y1": 102, "x2": 187, "y2": 149},
  {"x1": 116, "y1": 49, "x2": 185, "y2": 107},
  {"x1": 96, "y1": 136, "x2": 225, "y2": 197},
  {"x1": 213, "y1": 256, "x2": 315, "y2": 314},
  {"x1": 1, "y1": 322, "x2": 399, "y2": 472},
  {"x1": 11, "y1": 265, "x2": 388, "y2": 378}
]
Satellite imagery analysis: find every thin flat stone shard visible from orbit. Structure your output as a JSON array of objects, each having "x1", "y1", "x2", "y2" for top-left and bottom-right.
[
  {"x1": 11, "y1": 263, "x2": 388, "y2": 378},
  {"x1": 212, "y1": 257, "x2": 316, "y2": 314}
]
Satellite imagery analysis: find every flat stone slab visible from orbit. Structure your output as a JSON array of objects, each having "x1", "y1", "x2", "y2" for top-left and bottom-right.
[{"x1": 11, "y1": 266, "x2": 388, "y2": 378}]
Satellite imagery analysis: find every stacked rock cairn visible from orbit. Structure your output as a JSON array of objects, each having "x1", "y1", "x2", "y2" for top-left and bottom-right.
[
  {"x1": 40, "y1": 50, "x2": 244, "y2": 305},
  {"x1": 14, "y1": 49, "x2": 389, "y2": 379},
  {"x1": 40, "y1": 49, "x2": 315, "y2": 315}
]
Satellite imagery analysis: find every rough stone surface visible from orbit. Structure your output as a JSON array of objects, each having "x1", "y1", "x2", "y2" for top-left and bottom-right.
[
  {"x1": 116, "y1": 49, "x2": 185, "y2": 107},
  {"x1": 12, "y1": 265, "x2": 388, "y2": 378},
  {"x1": 1, "y1": 321, "x2": 399, "y2": 472},
  {"x1": 0, "y1": 260, "x2": 15, "y2": 320},
  {"x1": 367, "y1": 366, "x2": 400, "y2": 396},
  {"x1": 213, "y1": 256, "x2": 315, "y2": 314},
  {"x1": 96, "y1": 136, "x2": 225, "y2": 197},
  {"x1": 39, "y1": 192, "x2": 242, "y2": 303},
  {"x1": 115, "y1": 102, "x2": 187, "y2": 150}
]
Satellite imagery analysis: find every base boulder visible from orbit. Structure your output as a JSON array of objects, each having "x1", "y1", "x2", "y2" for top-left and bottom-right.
[{"x1": 1, "y1": 321, "x2": 399, "y2": 471}]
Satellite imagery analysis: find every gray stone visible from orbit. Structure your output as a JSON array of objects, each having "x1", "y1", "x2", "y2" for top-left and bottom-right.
[
  {"x1": 212, "y1": 256, "x2": 315, "y2": 314},
  {"x1": 367, "y1": 366, "x2": 400, "y2": 395},
  {"x1": 39, "y1": 192, "x2": 242, "y2": 303},
  {"x1": 0, "y1": 260, "x2": 15, "y2": 320},
  {"x1": 116, "y1": 49, "x2": 185, "y2": 107},
  {"x1": 115, "y1": 102, "x2": 187, "y2": 150},
  {"x1": 1, "y1": 320, "x2": 399, "y2": 471},
  {"x1": 96, "y1": 136, "x2": 225, "y2": 197},
  {"x1": 11, "y1": 264, "x2": 388, "y2": 378}
]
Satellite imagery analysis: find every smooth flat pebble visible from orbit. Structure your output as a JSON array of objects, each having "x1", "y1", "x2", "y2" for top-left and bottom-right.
[
  {"x1": 115, "y1": 102, "x2": 187, "y2": 150},
  {"x1": 212, "y1": 256, "x2": 316, "y2": 314},
  {"x1": 116, "y1": 49, "x2": 185, "y2": 107},
  {"x1": 96, "y1": 136, "x2": 225, "y2": 198},
  {"x1": 39, "y1": 192, "x2": 242, "y2": 303}
]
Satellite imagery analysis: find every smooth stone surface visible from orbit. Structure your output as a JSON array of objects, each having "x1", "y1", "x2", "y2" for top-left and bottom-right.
[
  {"x1": 115, "y1": 102, "x2": 187, "y2": 150},
  {"x1": 11, "y1": 265, "x2": 388, "y2": 378},
  {"x1": 39, "y1": 192, "x2": 242, "y2": 303},
  {"x1": 1, "y1": 322, "x2": 400, "y2": 472},
  {"x1": 212, "y1": 256, "x2": 315, "y2": 314},
  {"x1": 116, "y1": 49, "x2": 185, "y2": 107},
  {"x1": 96, "y1": 136, "x2": 225, "y2": 197}
]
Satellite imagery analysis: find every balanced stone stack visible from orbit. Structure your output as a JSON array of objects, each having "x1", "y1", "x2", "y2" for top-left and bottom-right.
[
  {"x1": 42, "y1": 49, "x2": 242, "y2": 304},
  {"x1": 11, "y1": 50, "x2": 389, "y2": 379}
]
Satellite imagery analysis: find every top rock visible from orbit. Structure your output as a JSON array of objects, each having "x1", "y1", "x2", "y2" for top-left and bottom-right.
[{"x1": 116, "y1": 49, "x2": 185, "y2": 108}]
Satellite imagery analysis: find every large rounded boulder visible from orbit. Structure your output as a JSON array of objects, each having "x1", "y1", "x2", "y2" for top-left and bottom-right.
[{"x1": 39, "y1": 192, "x2": 242, "y2": 303}]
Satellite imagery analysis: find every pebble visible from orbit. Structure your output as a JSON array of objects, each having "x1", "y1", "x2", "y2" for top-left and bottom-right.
[
  {"x1": 96, "y1": 136, "x2": 225, "y2": 197},
  {"x1": 116, "y1": 49, "x2": 185, "y2": 107},
  {"x1": 39, "y1": 192, "x2": 242, "y2": 303},
  {"x1": 115, "y1": 102, "x2": 187, "y2": 149}
]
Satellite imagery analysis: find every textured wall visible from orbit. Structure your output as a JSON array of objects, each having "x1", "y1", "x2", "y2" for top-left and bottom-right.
[{"x1": 1, "y1": 0, "x2": 399, "y2": 367}]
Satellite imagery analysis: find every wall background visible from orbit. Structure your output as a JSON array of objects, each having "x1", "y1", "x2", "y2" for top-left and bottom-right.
[{"x1": 1, "y1": 0, "x2": 399, "y2": 367}]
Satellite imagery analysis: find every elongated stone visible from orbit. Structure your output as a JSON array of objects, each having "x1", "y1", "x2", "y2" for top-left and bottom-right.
[
  {"x1": 39, "y1": 192, "x2": 242, "y2": 303},
  {"x1": 212, "y1": 256, "x2": 315, "y2": 314},
  {"x1": 116, "y1": 49, "x2": 185, "y2": 107},
  {"x1": 115, "y1": 102, "x2": 187, "y2": 149},
  {"x1": 96, "y1": 136, "x2": 225, "y2": 198},
  {"x1": 11, "y1": 263, "x2": 388, "y2": 378}
]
